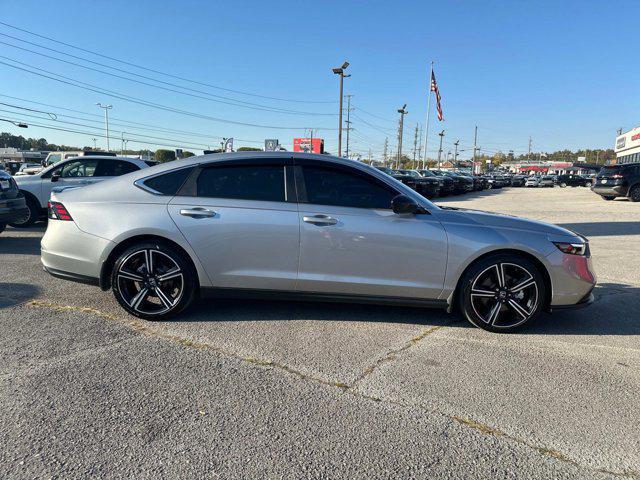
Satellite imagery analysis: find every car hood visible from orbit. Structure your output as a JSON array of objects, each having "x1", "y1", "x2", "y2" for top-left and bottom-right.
[
  {"x1": 13, "y1": 174, "x2": 41, "y2": 186},
  {"x1": 436, "y1": 206, "x2": 583, "y2": 241}
]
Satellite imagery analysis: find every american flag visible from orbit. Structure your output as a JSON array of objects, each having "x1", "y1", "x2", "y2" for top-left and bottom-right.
[{"x1": 430, "y1": 70, "x2": 443, "y2": 121}]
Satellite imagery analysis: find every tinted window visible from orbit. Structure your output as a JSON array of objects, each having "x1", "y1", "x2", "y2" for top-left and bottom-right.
[
  {"x1": 94, "y1": 160, "x2": 140, "y2": 177},
  {"x1": 58, "y1": 159, "x2": 99, "y2": 178},
  {"x1": 301, "y1": 166, "x2": 396, "y2": 209},
  {"x1": 197, "y1": 165, "x2": 285, "y2": 202},
  {"x1": 143, "y1": 167, "x2": 194, "y2": 195}
]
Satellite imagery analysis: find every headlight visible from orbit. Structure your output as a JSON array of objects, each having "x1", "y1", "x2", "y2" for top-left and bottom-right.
[{"x1": 553, "y1": 241, "x2": 588, "y2": 256}]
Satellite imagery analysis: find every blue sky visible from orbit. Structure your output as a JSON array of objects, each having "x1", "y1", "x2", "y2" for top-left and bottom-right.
[{"x1": 1, "y1": 0, "x2": 638, "y2": 159}]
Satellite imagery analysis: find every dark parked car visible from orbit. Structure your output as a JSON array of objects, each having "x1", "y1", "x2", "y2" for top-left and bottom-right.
[
  {"x1": 0, "y1": 171, "x2": 28, "y2": 234},
  {"x1": 510, "y1": 175, "x2": 526, "y2": 187},
  {"x1": 592, "y1": 163, "x2": 640, "y2": 201},
  {"x1": 393, "y1": 169, "x2": 440, "y2": 198},
  {"x1": 556, "y1": 174, "x2": 591, "y2": 188},
  {"x1": 483, "y1": 175, "x2": 508, "y2": 189},
  {"x1": 431, "y1": 170, "x2": 472, "y2": 194},
  {"x1": 418, "y1": 169, "x2": 455, "y2": 196}
]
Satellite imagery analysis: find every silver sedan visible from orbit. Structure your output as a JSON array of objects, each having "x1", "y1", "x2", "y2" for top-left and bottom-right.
[{"x1": 41, "y1": 153, "x2": 596, "y2": 332}]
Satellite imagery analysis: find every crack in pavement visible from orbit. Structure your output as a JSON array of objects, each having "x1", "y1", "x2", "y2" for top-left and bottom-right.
[
  {"x1": 350, "y1": 325, "x2": 443, "y2": 387},
  {"x1": 22, "y1": 300, "x2": 640, "y2": 479}
]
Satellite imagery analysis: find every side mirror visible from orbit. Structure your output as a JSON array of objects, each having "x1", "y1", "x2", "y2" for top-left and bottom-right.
[
  {"x1": 391, "y1": 194, "x2": 424, "y2": 215},
  {"x1": 51, "y1": 172, "x2": 60, "y2": 183}
]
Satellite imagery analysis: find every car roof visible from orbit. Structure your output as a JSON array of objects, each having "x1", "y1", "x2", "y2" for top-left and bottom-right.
[{"x1": 40, "y1": 155, "x2": 148, "y2": 175}]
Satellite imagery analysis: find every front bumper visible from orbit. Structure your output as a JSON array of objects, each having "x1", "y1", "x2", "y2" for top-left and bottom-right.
[{"x1": 0, "y1": 196, "x2": 28, "y2": 223}]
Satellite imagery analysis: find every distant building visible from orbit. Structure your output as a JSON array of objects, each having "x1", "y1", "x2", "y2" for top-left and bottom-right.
[
  {"x1": 0, "y1": 147, "x2": 48, "y2": 163},
  {"x1": 613, "y1": 126, "x2": 640, "y2": 165},
  {"x1": 500, "y1": 160, "x2": 597, "y2": 175}
]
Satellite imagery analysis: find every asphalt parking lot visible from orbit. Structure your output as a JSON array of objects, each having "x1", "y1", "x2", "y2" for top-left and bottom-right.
[{"x1": 1, "y1": 186, "x2": 638, "y2": 479}]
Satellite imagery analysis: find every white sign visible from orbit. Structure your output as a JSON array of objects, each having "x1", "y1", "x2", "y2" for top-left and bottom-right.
[
  {"x1": 577, "y1": 156, "x2": 586, "y2": 163},
  {"x1": 224, "y1": 138, "x2": 234, "y2": 153}
]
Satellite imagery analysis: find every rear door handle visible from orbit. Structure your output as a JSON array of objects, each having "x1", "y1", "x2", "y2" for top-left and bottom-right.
[
  {"x1": 180, "y1": 207, "x2": 216, "y2": 218},
  {"x1": 303, "y1": 214, "x2": 338, "y2": 226}
]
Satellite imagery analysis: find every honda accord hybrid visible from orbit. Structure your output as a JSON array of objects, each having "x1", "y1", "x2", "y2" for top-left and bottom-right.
[{"x1": 41, "y1": 152, "x2": 596, "y2": 332}]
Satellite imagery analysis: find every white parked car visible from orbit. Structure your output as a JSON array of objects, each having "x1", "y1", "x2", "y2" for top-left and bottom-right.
[
  {"x1": 11, "y1": 155, "x2": 150, "y2": 227},
  {"x1": 13, "y1": 163, "x2": 44, "y2": 176},
  {"x1": 42, "y1": 150, "x2": 115, "y2": 168},
  {"x1": 525, "y1": 176, "x2": 540, "y2": 187}
]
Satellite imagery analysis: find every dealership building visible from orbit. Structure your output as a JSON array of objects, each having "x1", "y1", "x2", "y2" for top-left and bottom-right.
[{"x1": 613, "y1": 126, "x2": 640, "y2": 165}]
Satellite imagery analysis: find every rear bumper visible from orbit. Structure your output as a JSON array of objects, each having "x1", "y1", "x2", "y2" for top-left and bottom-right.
[
  {"x1": 43, "y1": 266, "x2": 99, "y2": 286},
  {"x1": 0, "y1": 196, "x2": 28, "y2": 223},
  {"x1": 41, "y1": 220, "x2": 113, "y2": 279},
  {"x1": 592, "y1": 185, "x2": 627, "y2": 197}
]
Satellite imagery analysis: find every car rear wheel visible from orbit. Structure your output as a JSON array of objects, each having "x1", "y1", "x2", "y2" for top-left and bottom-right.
[
  {"x1": 111, "y1": 241, "x2": 197, "y2": 320},
  {"x1": 458, "y1": 254, "x2": 545, "y2": 333},
  {"x1": 559, "y1": 182, "x2": 567, "y2": 188},
  {"x1": 601, "y1": 196, "x2": 615, "y2": 201},
  {"x1": 629, "y1": 185, "x2": 640, "y2": 202},
  {"x1": 9, "y1": 195, "x2": 39, "y2": 228}
]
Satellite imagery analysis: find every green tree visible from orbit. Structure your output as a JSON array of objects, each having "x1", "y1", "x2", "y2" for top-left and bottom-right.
[
  {"x1": 182, "y1": 151, "x2": 195, "y2": 158},
  {"x1": 155, "y1": 149, "x2": 176, "y2": 163},
  {"x1": 237, "y1": 147, "x2": 262, "y2": 152}
]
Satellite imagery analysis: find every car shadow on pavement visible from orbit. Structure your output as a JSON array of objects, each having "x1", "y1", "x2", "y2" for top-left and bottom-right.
[
  {"x1": 175, "y1": 282, "x2": 639, "y2": 336},
  {"x1": 178, "y1": 297, "x2": 459, "y2": 328},
  {"x1": 0, "y1": 283, "x2": 41, "y2": 308},
  {"x1": 0, "y1": 235, "x2": 41, "y2": 255},
  {"x1": 558, "y1": 221, "x2": 640, "y2": 237},
  {"x1": 528, "y1": 283, "x2": 640, "y2": 336}
]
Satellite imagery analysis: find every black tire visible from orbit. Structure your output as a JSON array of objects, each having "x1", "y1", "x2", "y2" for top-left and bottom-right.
[
  {"x1": 111, "y1": 241, "x2": 198, "y2": 320},
  {"x1": 0, "y1": 223, "x2": 5, "y2": 234},
  {"x1": 457, "y1": 253, "x2": 546, "y2": 333},
  {"x1": 601, "y1": 196, "x2": 615, "y2": 201},
  {"x1": 9, "y1": 194, "x2": 39, "y2": 228},
  {"x1": 629, "y1": 185, "x2": 640, "y2": 203}
]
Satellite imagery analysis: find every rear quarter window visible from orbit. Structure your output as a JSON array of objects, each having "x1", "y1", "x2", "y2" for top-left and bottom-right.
[{"x1": 141, "y1": 167, "x2": 194, "y2": 195}]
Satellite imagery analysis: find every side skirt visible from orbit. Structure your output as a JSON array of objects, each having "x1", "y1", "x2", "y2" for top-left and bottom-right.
[{"x1": 201, "y1": 287, "x2": 450, "y2": 310}]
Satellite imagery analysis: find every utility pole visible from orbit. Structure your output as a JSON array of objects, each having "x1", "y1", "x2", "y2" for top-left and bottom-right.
[
  {"x1": 368, "y1": 149, "x2": 372, "y2": 165},
  {"x1": 332, "y1": 61, "x2": 350, "y2": 157},
  {"x1": 396, "y1": 104, "x2": 408, "y2": 169},
  {"x1": 617, "y1": 127, "x2": 623, "y2": 136},
  {"x1": 121, "y1": 132, "x2": 125, "y2": 155},
  {"x1": 453, "y1": 140, "x2": 460, "y2": 163},
  {"x1": 345, "y1": 94, "x2": 353, "y2": 159},
  {"x1": 437, "y1": 130, "x2": 445, "y2": 169},
  {"x1": 383, "y1": 137, "x2": 389, "y2": 165},
  {"x1": 412, "y1": 123, "x2": 419, "y2": 163},
  {"x1": 528, "y1": 136, "x2": 532, "y2": 161},
  {"x1": 92, "y1": 138, "x2": 97, "y2": 149},
  {"x1": 96, "y1": 103, "x2": 113, "y2": 151},
  {"x1": 472, "y1": 125, "x2": 478, "y2": 174},
  {"x1": 418, "y1": 125, "x2": 424, "y2": 166}
]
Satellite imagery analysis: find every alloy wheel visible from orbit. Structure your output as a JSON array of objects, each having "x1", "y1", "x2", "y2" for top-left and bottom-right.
[
  {"x1": 470, "y1": 262, "x2": 539, "y2": 329},
  {"x1": 117, "y1": 248, "x2": 184, "y2": 315}
]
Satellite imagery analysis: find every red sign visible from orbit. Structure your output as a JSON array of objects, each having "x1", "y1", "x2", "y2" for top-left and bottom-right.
[
  {"x1": 293, "y1": 138, "x2": 324, "y2": 154},
  {"x1": 632, "y1": 133, "x2": 640, "y2": 141}
]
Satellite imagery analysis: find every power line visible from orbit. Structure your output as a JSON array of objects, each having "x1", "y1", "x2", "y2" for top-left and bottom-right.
[
  {"x1": 0, "y1": 21, "x2": 335, "y2": 104},
  {"x1": 0, "y1": 37, "x2": 335, "y2": 116},
  {"x1": 0, "y1": 94, "x2": 262, "y2": 143},
  {"x1": 0, "y1": 56, "x2": 337, "y2": 131}
]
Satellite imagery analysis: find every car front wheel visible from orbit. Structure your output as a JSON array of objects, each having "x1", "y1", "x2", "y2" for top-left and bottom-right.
[
  {"x1": 111, "y1": 241, "x2": 197, "y2": 320},
  {"x1": 629, "y1": 185, "x2": 640, "y2": 202},
  {"x1": 458, "y1": 254, "x2": 545, "y2": 333}
]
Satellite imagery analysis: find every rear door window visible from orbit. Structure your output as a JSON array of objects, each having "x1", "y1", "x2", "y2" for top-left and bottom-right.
[
  {"x1": 94, "y1": 160, "x2": 140, "y2": 177},
  {"x1": 59, "y1": 159, "x2": 99, "y2": 178},
  {"x1": 196, "y1": 165, "x2": 285, "y2": 202}
]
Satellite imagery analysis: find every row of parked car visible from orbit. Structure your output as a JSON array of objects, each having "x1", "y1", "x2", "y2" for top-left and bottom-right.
[{"x1": 375, "y1": 167, "x2": 524, "y2": 198}]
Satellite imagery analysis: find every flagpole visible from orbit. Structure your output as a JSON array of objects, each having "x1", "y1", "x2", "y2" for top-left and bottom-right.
[{"x1": 422, "y1": 61, "x2": 434, "y2": 170}]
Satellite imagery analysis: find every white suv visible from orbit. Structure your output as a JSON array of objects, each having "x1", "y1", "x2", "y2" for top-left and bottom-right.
[{"x1": 12, "y1": 155, "x2": 149, "y2": 227}]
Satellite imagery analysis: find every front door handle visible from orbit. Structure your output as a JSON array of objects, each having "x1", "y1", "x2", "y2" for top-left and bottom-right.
[
  {"x1": 303, "y1": 214, "x2": 338, "y2": 226},
  {"x1": 180, "y1": 207, "x2": 216, "y2": 218}
]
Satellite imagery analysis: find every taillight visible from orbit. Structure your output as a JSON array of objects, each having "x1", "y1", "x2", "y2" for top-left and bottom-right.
[
  {"x1": 48, "y1": 201, "x2": 73, "y2": 221},
  {"x1": 610, "y1": 174, "x2": 624, "y2": 179}
]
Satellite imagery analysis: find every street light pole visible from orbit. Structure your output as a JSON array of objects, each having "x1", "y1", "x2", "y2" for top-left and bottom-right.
[
  {"x1": 396, "y1": 104, "x2": 408, "y2": 168},
  {"x1": 96, "y1": 103, "x2": 113, "y2": 151},
  {"x1": 332, "y1": 61, "x2": 350, "y2": 157},
  {"x1": 454, "y1": 140, "x2": 460, "y2": 163},
  {"x1": 437, "y1": 130, "x2": 445, "y2": 169}
]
